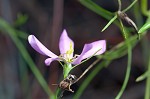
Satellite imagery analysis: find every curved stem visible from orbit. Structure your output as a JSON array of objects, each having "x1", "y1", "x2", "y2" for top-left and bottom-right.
[
  {"x1": 141, "y1": 0, "x2": 149, "y2": 16},
  {"x1": 115, "y1": 42, "x2": 132, "y2": 99},
  {"x1": 145, "y1": 47, "x2": 150, "y2": 99},
  {"x1": 73, "y1": 58, "x2": 101, "y2": 84},
  {"x1": 115, "y1": 19, "x2": 132, "y2": 99},
  {"x1": 118, "y1": 0, "x2": 122, "y2": 11}
]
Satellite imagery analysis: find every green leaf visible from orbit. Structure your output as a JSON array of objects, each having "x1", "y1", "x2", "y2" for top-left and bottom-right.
[
  {"x1": 136, "y1": 71, "x2": 150, "y2": 82},
  {"x1": 138, "y1": 22, "x2": 150, "y2": 33},
  {"x1": 138, "y1": 15, "x2": 150, "y2": 33},
  {"x1": 101, "y1": 15, "x2": 117, "y2": 32},
  {"x1": 14, "y1": 13, "x2": 28, "y2": 27},
  {"x1": 141, "y1": 0, "x2": 149, "y2": 16},
  {"x1": 79, "y1": 0, "x2": 113, "y2": 20}
]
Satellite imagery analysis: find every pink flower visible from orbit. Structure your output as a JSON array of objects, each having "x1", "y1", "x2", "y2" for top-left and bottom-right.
[{"x1": 28, "y1": 29, "x2": 106, "y2": 66}]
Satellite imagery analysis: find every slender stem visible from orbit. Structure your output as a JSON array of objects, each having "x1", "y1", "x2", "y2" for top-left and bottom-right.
[
  {"x1": 55, "y1": 88, "x2": 60, "y2": 99},
  {"x1": 79, "y1": 0, "x2": 113, "y2": 20},
  {"x1": 101, "y1": 15, "x2": 117, "y2": 32},
  {"x1": 102, "y1": 0, "x2": 138, "y2": 33},
  {"x1": 141, "y1": 0, "x2": 149, "y2": 16},
  {"x1": 123, "y1": 0, "x2": 138, "y2": 12},
  {"x1": 73, "y1": 58, "x2": 101, "y2": 84},
  {"x1": 58, "y1": 61, "x2": 63, "y2": 67},
  {"x1": 63, "y1": 64, "x2": 72, "y2": 78},
  {"x1": 145, "y1": 79, "x2": 150, "y2": 99},
  {"x1": 118, "y1": 0, "x2": 122, "y2": 11},
  {"x1": 119, "y1": 19, "x2": 127, "y2": 39},
  {"x1": 145, "y1": 48, "x2": 150, "y2": 99},
  {"x1": 136, "y1": 71, "x2": 150, "y2": 82},
  {"x1": 115, "y1": 19, "x2": 132, "y2": 99},
  {"x1": 115, "y1": 42, "x2": 132, "y2": 99}
]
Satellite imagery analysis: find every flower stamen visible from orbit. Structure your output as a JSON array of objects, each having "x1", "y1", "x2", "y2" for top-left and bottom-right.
[{"x1": 59, "y1": 42, "x2": 74, "y2": 63}]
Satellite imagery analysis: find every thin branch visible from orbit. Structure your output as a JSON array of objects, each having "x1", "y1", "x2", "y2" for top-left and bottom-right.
[
  {"x1": 73, "y1": 58, "x2": 101, "y2": 84},
  {"x1": 118, "y1": 0, "x2": 122, "y2": 11}
]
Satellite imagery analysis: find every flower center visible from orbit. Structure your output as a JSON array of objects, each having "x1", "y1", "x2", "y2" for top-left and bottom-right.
[
  {"x1": 65, "y1": 42, "x2": 74, "y2": 62},
  {"x1": 59, "y1": 42, "x2": 74, "y2": 63}
]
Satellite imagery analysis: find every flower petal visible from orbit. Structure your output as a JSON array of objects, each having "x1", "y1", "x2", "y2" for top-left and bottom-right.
[
  {"x1": 59, "y1": 29, "x2": 74, "y2": 57},
  {"x1": 45, "y1": 58, "x2": 59, "y2": 66},
  {"x1": 73, "y1": 40, "x2": 106, "y2": 65},
  {"x1": 28, "y1": 35, "x2": 58, "y2": 58}
]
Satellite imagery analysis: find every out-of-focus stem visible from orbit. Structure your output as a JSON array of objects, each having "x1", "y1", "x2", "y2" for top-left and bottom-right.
[
  {"x1": 141, "y1": 0, "x2": 149, "y2": 16},
  {"x1": 145, "y1": 49, "x2": 150, "y2": 99}
]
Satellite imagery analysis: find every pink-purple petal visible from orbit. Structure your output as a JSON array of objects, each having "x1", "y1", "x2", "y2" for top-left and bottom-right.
[
  {"x1": 28, "y1": 35, "x2": 58, "y2": 58},
  {"x1": 73, "y1": 40, "x2": 106, "y2": 65},
  {"x1": 45, "y1": 58, "x2": 59, "y2": 66},
  {"x1": 59, "y1": 29, "x2": 74, "y2": 57}
]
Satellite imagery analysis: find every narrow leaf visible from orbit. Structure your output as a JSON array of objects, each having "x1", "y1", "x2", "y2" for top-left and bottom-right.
[
  {"x1": 136, "y1": 71, "x2": 150, "y2": 82},
  {"x1": 138, "y1": 22, "x2": 150, "y2": 33},
  {"x1": 101, "y1": 15, "x2": 117, "y2": 32}
]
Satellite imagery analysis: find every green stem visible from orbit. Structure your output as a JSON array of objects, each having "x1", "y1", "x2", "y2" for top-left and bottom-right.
[
  {"x1": 63, "y1": 64, "x2": 72, "y2": 78},
  {"x1": 122, "y1": 0, "x2": 138, "y2": 12},
  {"x1": 79, "y1": 0, "x2": 113, "y2": 20},
  {"x1": 118, "y1": 0, "x2": 122, "y2": 11},
  {"x1": 141, "y1": 0, "x2": 149, "y2": 16},
  {"x1": 115, "y1": 41, "x2": 132, "y2": 99},
  {"x1": 145, "y1": 48, "x2": 150, "y2": 99},
  {"x1": 136, "y1": 71, "x2": 150, "y2": 82},
  {"x1": 101, "y1": 15, "x2": 117, "y2": 32},
  {"x1": 115, "y1": 19, "x2": 132, "y2": 99},
  {"x1": 101, "y1": 0, "x2": 138, "y2": 33},
  {"x1": 55, "y1": 88, "x2": 60, "y2": 99},
  {"x1": 119, "y1": 19, "x2": 127, "y2": 39},
  {"x1": 55, "y1": 63, "x2": 73, "y2": 99}
]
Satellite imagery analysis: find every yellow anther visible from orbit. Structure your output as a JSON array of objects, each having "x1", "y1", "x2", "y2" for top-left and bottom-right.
[
  {"x1": 59, "y1": 42, "x2": 74, "y2": 63},
  {"x1": 66, "y1": 42, "x2": 74, "y2": 55}
]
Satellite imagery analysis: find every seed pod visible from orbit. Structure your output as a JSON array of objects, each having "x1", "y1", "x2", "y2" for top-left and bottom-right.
[{"x1": 117, "y1": 11, "x2": 138, "y2": 32}]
